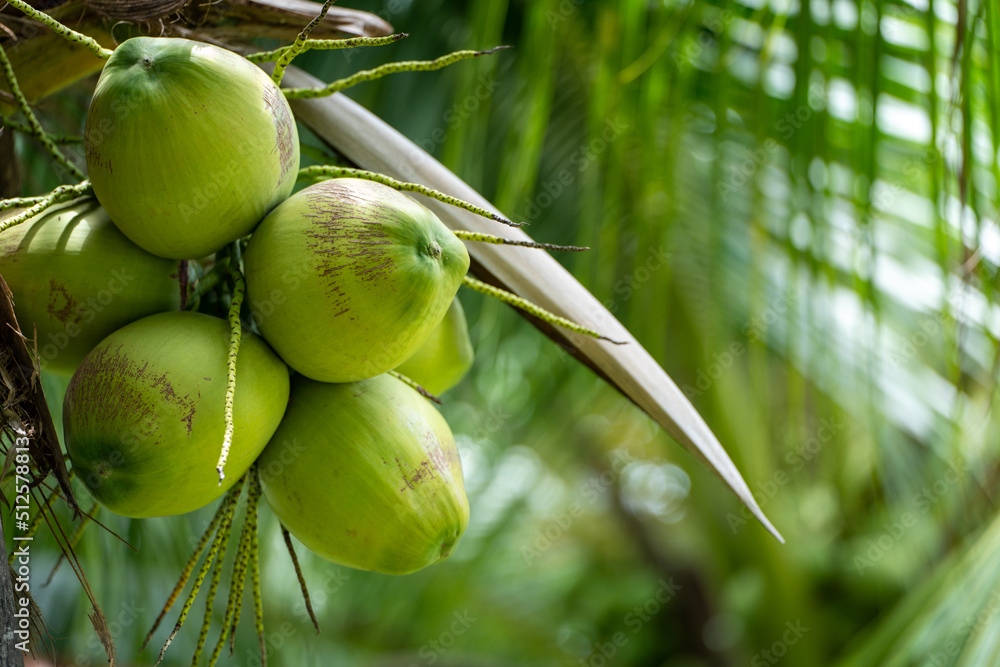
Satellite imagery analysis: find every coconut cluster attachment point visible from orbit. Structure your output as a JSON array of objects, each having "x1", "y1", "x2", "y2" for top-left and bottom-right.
[{"x1": 0, "y1": 5, "x2": 623, "y2": 662}]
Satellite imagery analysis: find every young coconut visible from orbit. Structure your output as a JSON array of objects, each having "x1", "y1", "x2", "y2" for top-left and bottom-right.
[
  {"x1": 0, "y1": 197, "x2": 183, "y2": 375},
  {"x1": 259, "y1": 373, "x2": 469, "y2": 575},
  {"x1": 84, "y1": 36, "x2": 299, "y2": 259},
  {"x1": 244, "y1": 178, "x2": 470, "y2": 383},
  {"x1": 64, "y1": 311, "x2": 290, "y2": 518},
  {"x1": 395, "y1": 296, "x2": 474, "y2": 395}
]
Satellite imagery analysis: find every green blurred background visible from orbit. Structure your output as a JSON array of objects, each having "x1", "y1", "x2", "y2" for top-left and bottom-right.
[{"x1": 9, "y1": 0, "x2": 1000, "y2": 664}]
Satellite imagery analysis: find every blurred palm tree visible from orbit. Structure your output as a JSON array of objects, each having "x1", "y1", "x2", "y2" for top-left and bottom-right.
[{"x1": 9, "y1": 0, "x2": 1000, "y2": 665}]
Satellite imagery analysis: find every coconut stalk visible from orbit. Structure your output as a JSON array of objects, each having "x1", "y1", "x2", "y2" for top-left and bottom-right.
[{"x1": 281, "y1": 67, "x2": 783, "y2": 542}]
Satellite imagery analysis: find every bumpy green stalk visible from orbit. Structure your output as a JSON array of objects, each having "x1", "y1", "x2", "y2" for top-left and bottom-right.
[
  {"x1": 282, "y1": 526, "x2": 319, "y2": 633},
  {"x1": 0, "y1": 196, "x2": 46, "y2": 211},
  {"x1": 270, "y1": 0, "x2": 337, "y2": 85},
  {"x1": 0, "y1": 44, "x2": 85, "y2": 181},
  {"x1": 282, "y1": 46, "x2": 510, "y2": 100},
  {"x1": 453, "y1": 230, "x2": 588, "y2": 252},
  {"x1": 0, "y1": 181, "x2": 92, "y2": 234},
  {"x1": 248, "y1": 469, "x2": 267, "y2": 665},
  {"x1": 1, "y1": 118, "x2": 84, "y2": 144},
  {"x1": 228, "y1": 468, "x2": 261, "y2": 654},
  {"x1": 462, "y1": 275, "x2": 625, "y2": 344},
  {"x1": 247, "y1": 34, "x2": 407, "y2": 63},
  {"x1": 216, "y1": 270, "x2": 246, "y2": 482},
  {"x1": 207, "y1": 489, "x2": 255, "y2": 667},
  {"x1": 152, "y1": 480, "x2": 244, "y2": 666},
  {"x1": 191, "y1": 530, "x2": 229, "y2": 666},
  {"x1": 2, "y1": 0, "x2": 113, "y2": 59},
  {"x1": 297, "y1": 166, "x2": 523, "y2": 227},
  {"x1": 388, "y1": 370, "x2": 442, "y2": 405}
]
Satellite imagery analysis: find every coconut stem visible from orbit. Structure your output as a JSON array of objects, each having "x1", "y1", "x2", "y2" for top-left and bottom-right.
[
  {"x1": 297, "y1": 166, "x2": 524, "y2": 227},
  {"x1": 0, "y1": 44, "x2": 85, "y2": 181},
  {"x1": 186, "y1": 257, "x2": 229, "y2": 312},
  {"x1": 247, "y1": 34, "x2": 408, "y2": 64},
  {"x1": 248, "y1": 468, "x2": 267, "y2": 666},
  {"x1": 462, "y1": 275, "x2": 627, "y2": 344},
  {"x1": 216, "y1": 270, "x2": 246, "y2": 484},
  {"x1": 452, "y1": 231, "x2": 589, "y2": 252},
  {"x1": 207, "y1": 485, "x2": 255, "y2": 667},
  {"x1": 1, "y1": 118, "x2": 84, "y2": 144},
  {"x1": 389, "y1": 371, "x2": 442, "y2": 405},
  {"x1": 142, "y1": 507, "x2": 225, "y2": 650},
  {"x1": 270, "y1": 0, "x2": 338, "y2": 85},
  {"x1": 281, "y1": 525, "x2": 319, "y2": 634},
  {"x1": 1, "y1": 0, "x2": 113, "y2": 59},
  {"x1": 282, "y1": 46, "x2": 511, "y2": 100},
  {"x1": 191, "y1": 527, "x2": 229, "y2": 666},
  {"x1": 151, "y1": 480, "x2": 243, "y2": 666},
  {"x1": 0, "y1": 181, "x2": 93, "y2": 234},
  {"x1": 43, "y1": 501, "x2": 98, "y2": 586},
  {"x1": 0, "y1": 196, "x2": 45, "y2": 211},
  {"x1": 227, "y1": 466, "x2": 261, "y2": 655}
]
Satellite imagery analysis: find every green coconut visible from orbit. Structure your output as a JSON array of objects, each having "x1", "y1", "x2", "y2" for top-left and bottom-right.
[
  {"x1": 259, "y1": 373, "x2": 469, "y2": 575},
  {"x1": 244, "y1": 178, "x2": 470, "y2": 383},
  {"x1": 0, "y1": 198, "x2": 183, "y2": 375},
  {"x1": 395, "y1": 297, "x2": 474, "y2": 395},
  {"x1": 84, "y1": 36, "x2": 299, "y2": 259},
  {"x1": 64, "y1": 311, "x2": 290, "y2": 518}
]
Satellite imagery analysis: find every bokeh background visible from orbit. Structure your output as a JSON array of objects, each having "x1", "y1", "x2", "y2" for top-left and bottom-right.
[{"x1": 8, "y1": 0, "x2": 1000, "y2": 664}]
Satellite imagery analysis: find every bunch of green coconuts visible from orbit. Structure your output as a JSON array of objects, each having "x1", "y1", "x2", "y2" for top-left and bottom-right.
[{"x1": 0, "y1": 36, "x2": 478, "y2": 575}]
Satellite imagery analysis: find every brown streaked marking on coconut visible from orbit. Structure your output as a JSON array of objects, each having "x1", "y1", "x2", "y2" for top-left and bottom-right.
[
  {"x1": 86, "y1": 145, "x2": 113, "y2": 174},
  {"x1": 397, "y1": 457, "x2": 415, "y2": 492},
  {"x1": 70, "y1": 343, "x2": 198, "y2": 442},
  {"x1": 46, "y1": 279, "x2": 78, "y2": 323},
  {"x1": 397, "y1": 457, "x2": 447, "y2": 493},
  {"x1": 70, "y1": 344, "x2": 160, "y2": 440},
  {"x1": 304, "y1": 186, "x2": 399, "y2": 305},
  {"x1": 262, "y1": 85, "x2": 297, "y2": 183}
]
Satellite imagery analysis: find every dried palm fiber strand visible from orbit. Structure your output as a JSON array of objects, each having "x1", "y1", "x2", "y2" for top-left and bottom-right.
[{"x1": 80, "y1": 0, "x2": 191, "y2": 22}]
